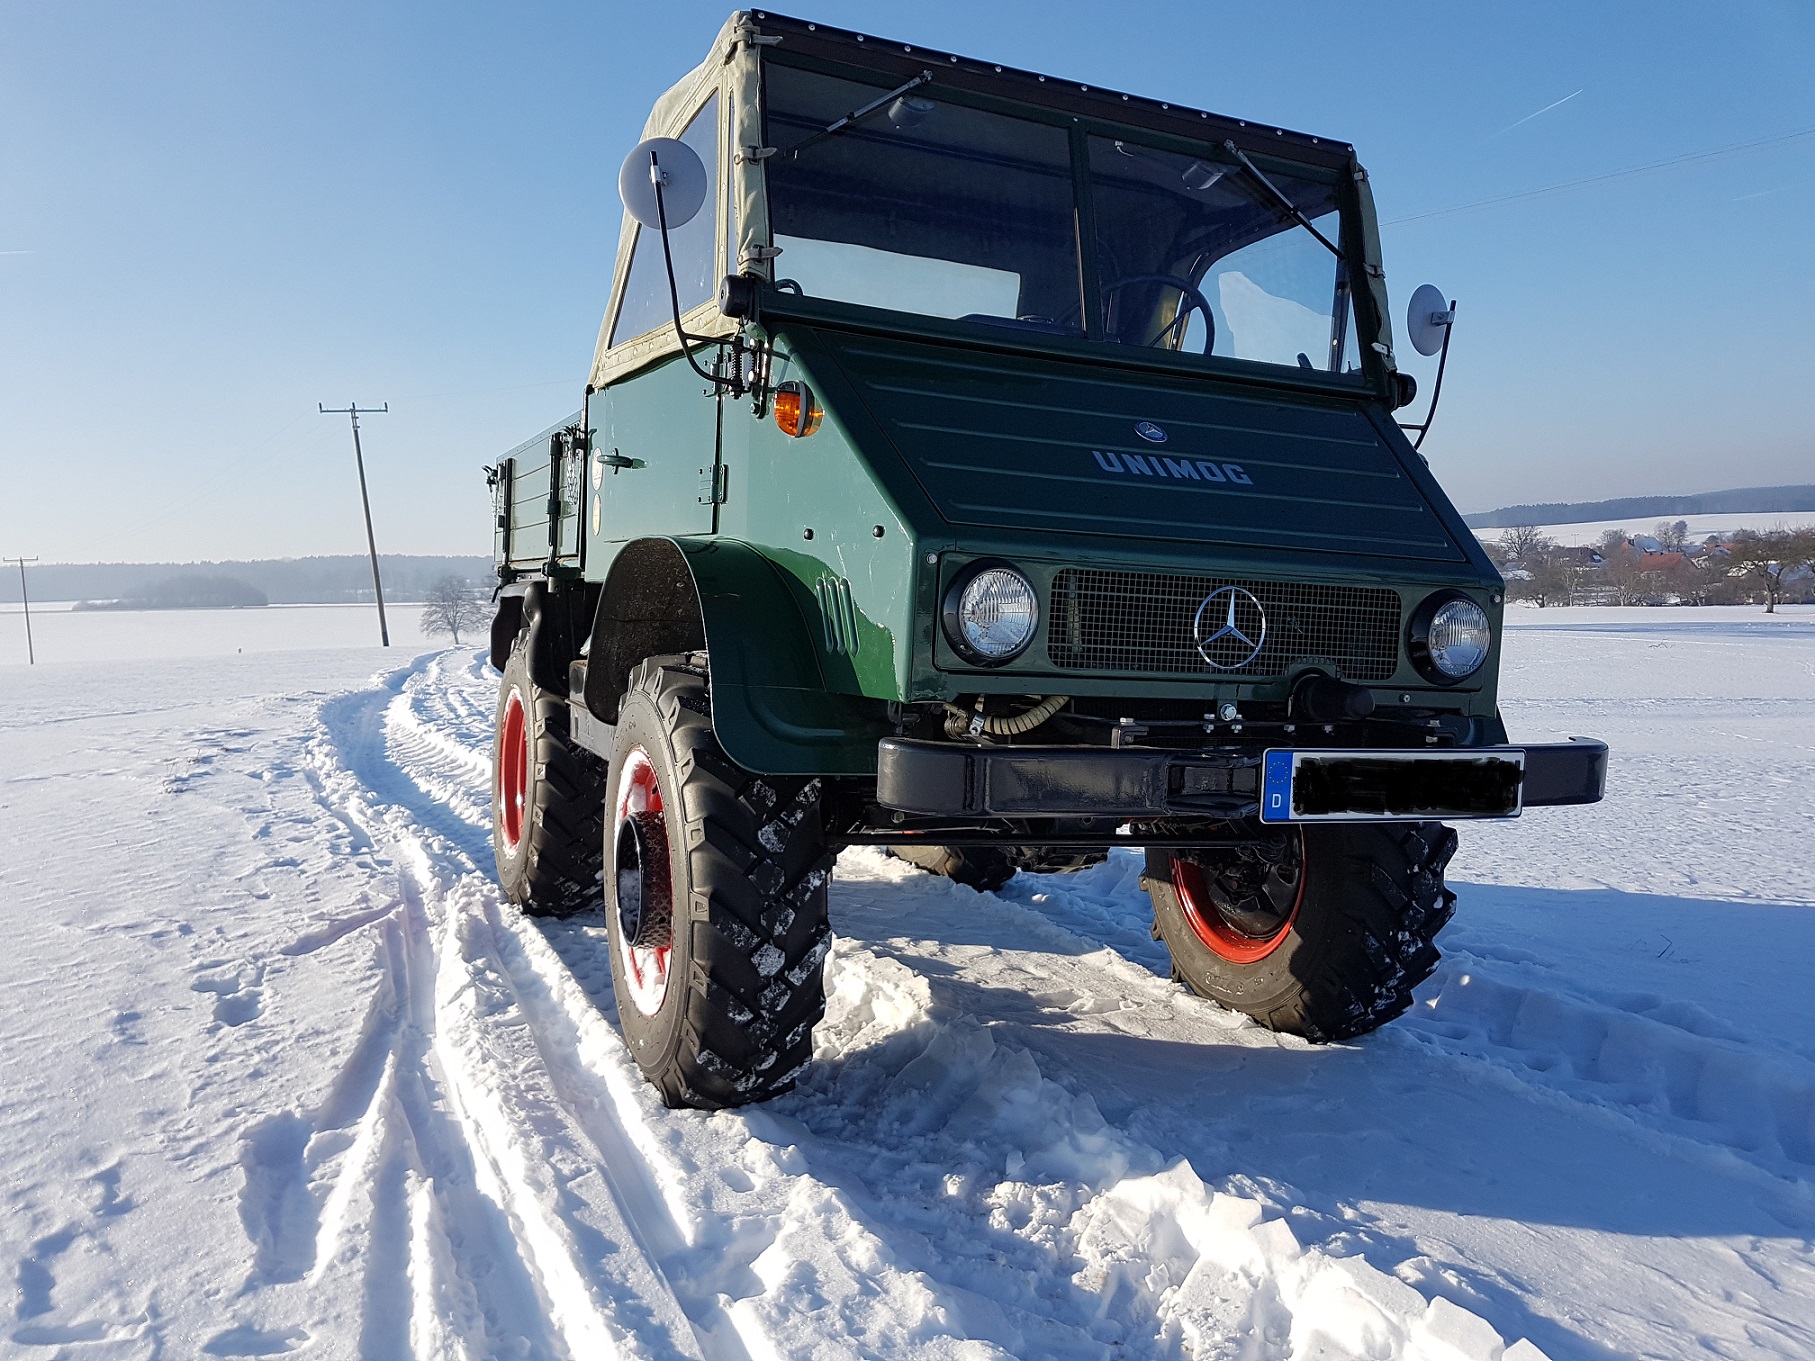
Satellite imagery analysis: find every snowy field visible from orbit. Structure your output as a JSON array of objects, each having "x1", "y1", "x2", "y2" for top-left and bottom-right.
[{"x1": 1, "y1": 605, "x2": 1811, "y2": 1359}]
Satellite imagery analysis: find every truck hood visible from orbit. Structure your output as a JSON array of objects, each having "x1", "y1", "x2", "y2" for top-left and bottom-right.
[{"x1": 813, "y1": 329, "x2": 1468, "y2": 563}]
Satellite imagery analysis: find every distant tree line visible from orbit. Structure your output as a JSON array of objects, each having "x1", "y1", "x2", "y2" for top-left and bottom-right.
[
  {"x1": 72, "y1": 574, "x2": 268, "y2": 610},
  {"x1": 2, "y1": 555, "x2": 493, "y2": 606},
  {"x1": 1465, "y1": 484, "x2": 1815, "y2": 530},
  {"x1": 1486, "y1": 521, "x2": 1815, "y2": 611}
]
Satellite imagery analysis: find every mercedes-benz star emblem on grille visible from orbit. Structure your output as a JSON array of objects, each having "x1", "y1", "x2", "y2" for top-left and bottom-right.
[
  {"x1": 1192, "y1": 586, "x2": 1267, "y2": 670},
  {"x1": 1134, "y1": 421, "x2": 1168, "y2": 443}
]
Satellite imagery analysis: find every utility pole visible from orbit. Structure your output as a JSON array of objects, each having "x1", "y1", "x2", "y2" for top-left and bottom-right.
[
  {"x1": 319, "y1": 402, "x2": 391, "y2": 646},
  {"x1": 4, "y1": 556, "x2": 36, "y2": 664}
]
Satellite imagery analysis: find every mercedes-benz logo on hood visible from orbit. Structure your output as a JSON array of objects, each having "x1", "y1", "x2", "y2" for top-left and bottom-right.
[
  {"x1": 1193, "y1": 586, "x2": 1267, "y2": 670},
  {"x1": 1134, "y1": 421, "x2": 1168, "y2": 443}
]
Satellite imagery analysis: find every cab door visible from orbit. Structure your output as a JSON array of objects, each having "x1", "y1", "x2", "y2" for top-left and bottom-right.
[
  {"x1": 587, "y1": 87, "x2": 725, "y2": 549},
  {"x1": 593, "y1": 359, "x2": 721, "y2": 543}
]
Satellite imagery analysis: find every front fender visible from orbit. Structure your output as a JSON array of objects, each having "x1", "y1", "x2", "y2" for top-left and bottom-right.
[
  {"x1": 682, "y1": 539, "x2": 890, "y2": 776},
  {"x1": 587, "y1": 537, "x2": 888, "y2": 776}
]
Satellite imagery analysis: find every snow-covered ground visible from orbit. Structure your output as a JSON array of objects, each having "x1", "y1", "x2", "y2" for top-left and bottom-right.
[{"x1": 1, "y1": 606, "x2": 1811, "y2": 1359}]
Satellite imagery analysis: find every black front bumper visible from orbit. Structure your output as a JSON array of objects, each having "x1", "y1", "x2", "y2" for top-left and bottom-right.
[{"x1": 876, "y1": 737, "x2": 1607, "y2": 822}]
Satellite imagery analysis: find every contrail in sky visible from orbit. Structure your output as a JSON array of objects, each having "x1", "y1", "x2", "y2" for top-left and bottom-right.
[
  {"x1": 1387, "y1": 123, "x2": 1815, "y2": 224},
  {"x1": 1497, "y1": 89, "x2": 1583, "y2": 135}
]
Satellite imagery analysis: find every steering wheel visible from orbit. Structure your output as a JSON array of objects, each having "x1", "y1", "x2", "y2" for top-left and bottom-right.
[{"x1": 1102, "y1": 274, "x2": 1215, "y2": 354}]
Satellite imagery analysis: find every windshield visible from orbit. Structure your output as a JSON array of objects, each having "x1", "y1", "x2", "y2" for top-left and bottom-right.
[
  {"x1": 760, "y1": 64, "x2": 1359, "y2": 373},
  {"x1": 763, "y1": 64, "x2": 1083, "y2": 332},
  {"x1": 1088, "y1": 136, "x2": 1355, "y2": 372}
]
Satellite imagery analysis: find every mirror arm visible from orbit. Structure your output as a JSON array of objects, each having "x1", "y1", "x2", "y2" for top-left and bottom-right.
[
  {"x1": 1395, "y1": 301, "x2": 1456, "y2": 451},
  {"x1": 651, "y1": 154, "x2": 737, "y2": 393}
]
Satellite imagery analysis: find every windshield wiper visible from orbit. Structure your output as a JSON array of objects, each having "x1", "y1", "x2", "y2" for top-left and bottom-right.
[
  {"x1": 1221, "y1": 140, "x2": 1342, "y2": 259},
  {"x1": 788, "y1": 70, "x2": 933, "y2": 158}
]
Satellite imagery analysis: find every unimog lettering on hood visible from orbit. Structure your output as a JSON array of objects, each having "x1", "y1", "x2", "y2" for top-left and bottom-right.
[
  {"x1": 480, "y1": 10, "x2": 1607, "y2": 1112},
  {"x1": 1091, "y1": 450, "x2": 1253, "y2": 485}
]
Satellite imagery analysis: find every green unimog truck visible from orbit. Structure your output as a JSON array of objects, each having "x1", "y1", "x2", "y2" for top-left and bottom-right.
[{"x1": 484, "y1": 10, "x2": 1606, "y2": 1110}]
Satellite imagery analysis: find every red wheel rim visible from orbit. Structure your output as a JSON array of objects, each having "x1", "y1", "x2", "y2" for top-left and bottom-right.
[
  {"x1": 615, "y1": 747, "x2": 672, "y2": 1016},
  {"x1": 499, "y1": 688, "x2": 528, "y2": 853},
  {"x1": 1172, "y1": 835, "x2": 1305, "y2": 964}
]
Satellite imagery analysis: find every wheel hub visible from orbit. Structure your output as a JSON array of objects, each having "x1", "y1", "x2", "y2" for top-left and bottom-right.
[
  {"x1": 616, "y1": 811, "x2": 673, "y2": 949},
  {"x1": 1172, "y1": 831, "x2": 1305, "y2": 964},
  {"x1": 615, "y1": 747, "x2": 673, "y2": 1016},
  {"x1": 499, "y1": 688, "x2": 529, "y2": 853}
]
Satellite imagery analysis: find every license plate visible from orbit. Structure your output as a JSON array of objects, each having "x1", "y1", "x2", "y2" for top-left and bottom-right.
[{"x1": 1260, "y1": 748, "x2": 1526, "y2": 823}]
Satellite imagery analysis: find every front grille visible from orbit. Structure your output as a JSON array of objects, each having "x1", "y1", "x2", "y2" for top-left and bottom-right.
[{"x1": 1047, "y1": 569, "x2": 1402, "y2": 681}]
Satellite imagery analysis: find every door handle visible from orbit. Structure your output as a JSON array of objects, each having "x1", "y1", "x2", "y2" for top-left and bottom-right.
[{"x1": 598, "y1": 448, "x2": 644, "y2": 471}]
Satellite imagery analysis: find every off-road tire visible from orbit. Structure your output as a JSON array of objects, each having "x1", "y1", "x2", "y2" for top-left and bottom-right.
[
  {"x1": 608, "y1": 655, "x2": 834, "y2": 1109},
  {"x1": 888, "y1": 843, "x2": 1017, "y2": 892},
  {"x1": 491, "y1": 631, "x2": 606, "y2": 916},
  {"x1": 1145, "y1": 823, "x2": 1457, "y2": 1042}
]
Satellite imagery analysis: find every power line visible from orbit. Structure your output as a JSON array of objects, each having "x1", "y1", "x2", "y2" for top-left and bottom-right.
[
  {"x1": 1386, "y1": 123, "x2": 1815, "y2": 226},
  {"x1": 319, "y1": 403, "x2": 392, "y2": 647},
  {"x1": 5, "y1": 556, "x2": 37, "y2": 665}
]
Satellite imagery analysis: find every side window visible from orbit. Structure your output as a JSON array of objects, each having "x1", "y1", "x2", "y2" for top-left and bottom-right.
[{"x1": 610, "y1": 93, "x2": 720, "y2": 347}]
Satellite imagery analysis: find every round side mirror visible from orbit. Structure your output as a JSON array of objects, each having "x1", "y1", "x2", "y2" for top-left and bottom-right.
[
  {"x1": 1406, "y1": 283, "x2": 1454, "y2": 357},
  {"x1": 618, "y1": 137, "x2": 707, "y2": 231}
]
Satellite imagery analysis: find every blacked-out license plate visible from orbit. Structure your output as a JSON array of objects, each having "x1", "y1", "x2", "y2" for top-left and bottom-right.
[{"x1": 1260, "y1": 749, "x2": 1526, "y2": 823}]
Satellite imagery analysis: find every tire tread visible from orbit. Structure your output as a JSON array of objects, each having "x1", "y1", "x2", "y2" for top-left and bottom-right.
[
  {"x1": 493, "y1": 632, "x2": 606, "y2": 917},
  {"x1": 618, "y1": 656, "x2": 833, "y2": 1109},
  {"x1": 1149, "y1": 822, "x2": 1457, "y2": 1043}
]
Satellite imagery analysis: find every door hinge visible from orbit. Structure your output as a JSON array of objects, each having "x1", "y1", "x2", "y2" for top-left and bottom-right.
[{"x1": 699, "y1": 464, "x2": 729, "y2": 505}]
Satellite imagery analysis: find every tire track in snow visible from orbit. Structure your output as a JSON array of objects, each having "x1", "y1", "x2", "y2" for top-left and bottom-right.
[
  {"x1": 298, "y1": 653, "x2": 714, "y2": 1360},
  {"x1": 1401, "y1": 953, "x2": 1815, "y2": 1191},
  {"x1": 999, "y1": 849, "x2": 1815, "y2": 1199}
]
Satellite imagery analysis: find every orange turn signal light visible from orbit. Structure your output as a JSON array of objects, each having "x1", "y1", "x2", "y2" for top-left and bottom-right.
[{"x1": 774, "y1": 381, "x2": 822, "y2": 438}]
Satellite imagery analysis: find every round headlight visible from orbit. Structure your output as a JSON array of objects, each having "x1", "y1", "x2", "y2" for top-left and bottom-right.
[
  {"x1": 1428, "y1": 599, "x2": 1491, "y2": 676},
  {"x1": 1410, "y1": 594, "x2": 1491, "y2": 681},
  {"x1": 944, "y1": 565, "x2": 1038, "y2": 664}
]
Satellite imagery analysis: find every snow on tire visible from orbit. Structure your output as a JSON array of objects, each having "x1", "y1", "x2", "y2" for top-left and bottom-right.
[
  {"x1": 490, "y1": 630, "x2": 606, "y2": 917},
  {"x1": 1146, "y1": 822, "x2": 1458, "y2": 1042},
  {"x1": 607, "y1": 654, "x2": 834, "y2": 1109}
]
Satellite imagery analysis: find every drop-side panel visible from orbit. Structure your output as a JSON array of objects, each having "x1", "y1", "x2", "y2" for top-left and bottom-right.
[
  {"x1": 820, "y1": 333, "x2": 1464, "y2": 562},
  {"x1": 498, "y1": 412, "x2": 581, "y2": 571}
]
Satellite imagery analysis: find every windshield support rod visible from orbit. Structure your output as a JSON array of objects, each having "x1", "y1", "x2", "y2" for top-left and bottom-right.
[
  {"x1": 790, "y1": 70, "x2": 933, "y2": 158},
  {"x1": 1221, "y1": 140, "x2": 1342, "y2": 259}
]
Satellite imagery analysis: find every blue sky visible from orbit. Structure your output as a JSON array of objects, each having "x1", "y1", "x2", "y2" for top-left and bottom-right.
[{"x1": 2, "y1": 1, "x2": 1811, "y2": 562}]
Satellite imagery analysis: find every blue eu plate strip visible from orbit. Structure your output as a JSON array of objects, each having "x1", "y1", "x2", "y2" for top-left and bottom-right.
[{"x1": 1261, "y1": 750, "x2": 1295, "y2": 823}]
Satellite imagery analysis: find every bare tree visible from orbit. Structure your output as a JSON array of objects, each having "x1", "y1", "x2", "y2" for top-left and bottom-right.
[
  {"x1": 1494, "y1": 524, "x2": 1550, "y2": 566},
  {"x1": 1595, "y1": 528, "x2": 1631, "y2": 558},
  {"x1": 1727, "y1": 530, "x2": 1815, "y2": 614},
  {"x1": 421, "y1": 574, "x2": 489, "y2": 645},
  {"x1": 1496, "y1": 527, "x2": 1574, "y2": 607},
  {"x1": 1526, "y1": 548, "x2": 1598, "y2": 608},
  {"x1": 1655, "y1": 519, "x2": 1689, "y2": 551}
]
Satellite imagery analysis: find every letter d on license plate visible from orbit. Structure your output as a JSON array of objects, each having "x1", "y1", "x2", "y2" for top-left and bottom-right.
[{"x1": 1260, "y1": 749, "x2": 1525, "y2": 823}]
